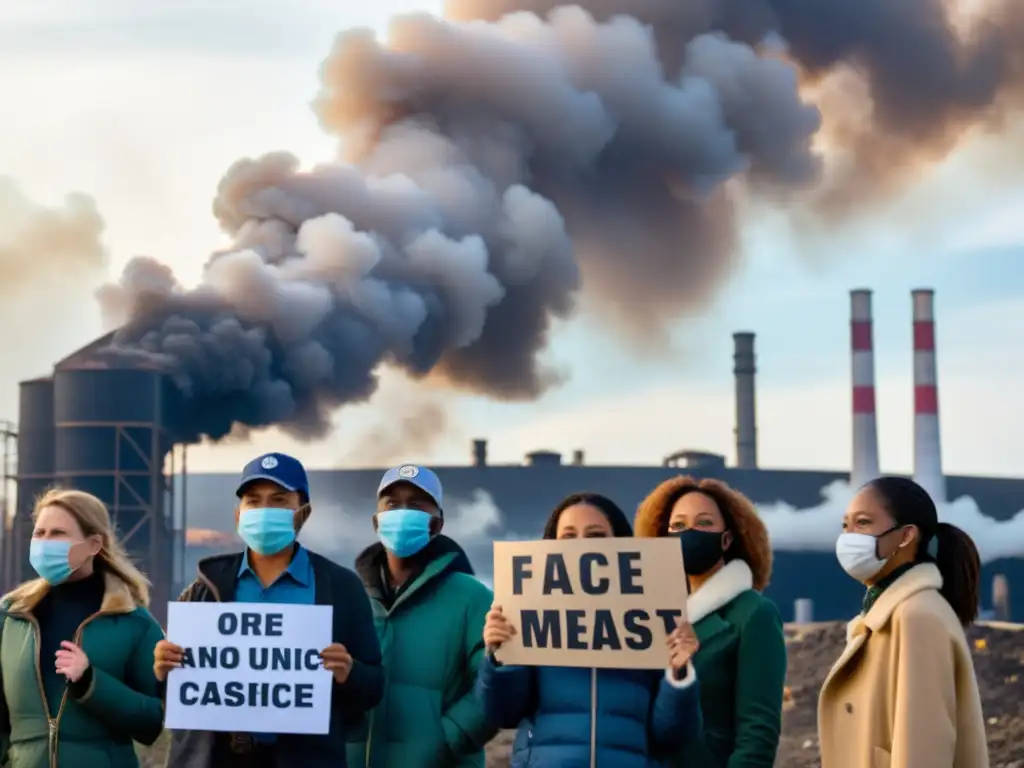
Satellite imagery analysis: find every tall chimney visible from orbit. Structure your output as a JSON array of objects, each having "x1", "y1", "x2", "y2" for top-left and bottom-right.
[
  {"x1": 733, "y1": 332, "x2": 757, "y2": 469},
  {"x1": 850, "y1": 289, "x2": 880, "y2": 486},
  {"x1": 472, "y1": 439, "x2": 488, "y2": 468},
  {"x1": 912, "y1": 289, "x2": 946, "y2": 502}
]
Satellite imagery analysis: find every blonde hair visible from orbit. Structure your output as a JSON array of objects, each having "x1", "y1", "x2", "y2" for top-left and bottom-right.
[{"x1": 3, "y1": 488, "x2": 151, "y2": 612}]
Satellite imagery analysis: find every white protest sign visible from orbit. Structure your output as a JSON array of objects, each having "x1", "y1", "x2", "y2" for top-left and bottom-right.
[
  {"x1": 492, "y1": 537, "x2": 688, "y2": 669},
  {"x1": 164, "y1": 602, "x2": 333, "y2": 734}
]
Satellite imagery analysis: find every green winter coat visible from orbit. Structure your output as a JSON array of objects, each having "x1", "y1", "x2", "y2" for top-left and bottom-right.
[
  {"x1": 671, "y1": 560, "x2": 787, "y2": 768},
  {"x1": 347, "y1": 536, "x2": 497, "y2": 768},
  {"x1": 0, "y1": 573, "x2": 165, "y2": 768}
]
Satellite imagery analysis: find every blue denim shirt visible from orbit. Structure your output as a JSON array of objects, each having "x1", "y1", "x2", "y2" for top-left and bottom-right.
[{"x1": 236, "y1": 545, "x2": 317, "y2": 743}]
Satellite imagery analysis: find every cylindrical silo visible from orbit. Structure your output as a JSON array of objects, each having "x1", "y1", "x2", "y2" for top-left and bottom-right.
[
  {"x1": 53, "y1": 366, "x2": 174, "y2": 623},
  {"x1": 992, "y1": 574, "x2": 1010, "y2": 622},
  {"x1": 12, "y1": 377, "x2": 56, "y2": 586}
]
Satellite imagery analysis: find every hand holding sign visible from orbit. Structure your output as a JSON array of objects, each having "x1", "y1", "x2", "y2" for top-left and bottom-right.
[
  {"x1": 320, "y1": 643, "x2": 352, "y2": 683},
  {"x1": 667, "y1": 621, "x2": 699, "y2": 678},
  {"x1": 163, "y1": 602, "x2": 333, "y2": 735},
  {"x1": 483, "y1": 604, "x2": 517, "y2": 651},
  {"x1": 492, "y1": 537, "x2": 689, "y2": 669},
  {"x1": 154, "y1": 639, "x2": 185, "y2": 682}
]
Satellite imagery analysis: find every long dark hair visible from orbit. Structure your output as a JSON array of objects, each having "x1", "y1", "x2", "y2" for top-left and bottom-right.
[
  {"x1": 866, "y1": 476, "x2": 980, "y2": 626},
  {"x1": 543, "y1": 493, "x2": 633, "y2": 539}
]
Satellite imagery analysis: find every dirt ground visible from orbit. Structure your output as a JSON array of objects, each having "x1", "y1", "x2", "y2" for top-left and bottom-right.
[{"x1": 137, "y1": 622, "x2": 1023, "y2": 767}]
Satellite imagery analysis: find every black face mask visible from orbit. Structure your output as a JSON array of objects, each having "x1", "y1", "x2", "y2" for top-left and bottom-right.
[{"x1": 670, "y1": 529, "x2": 726, "y2": 576}]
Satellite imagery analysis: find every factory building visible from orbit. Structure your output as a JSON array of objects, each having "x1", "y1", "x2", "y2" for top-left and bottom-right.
[{"x1": 3, "y1": 289, "x2": 1022, "y2": 623}]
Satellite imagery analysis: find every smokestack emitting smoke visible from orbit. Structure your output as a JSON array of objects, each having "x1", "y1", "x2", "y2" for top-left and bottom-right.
[
  {"x1": 850, "y1": 289, "x2": 879, "y2": 487},
  {"x1": 912, "y1": 289, "x2": 946, "y2": 503},
  {"x1": 733, "y1": 331, "x2": 757, "y2": 469},
  {"x1": 95, "y1": 0, "x2": 1024, "y2": 442}
]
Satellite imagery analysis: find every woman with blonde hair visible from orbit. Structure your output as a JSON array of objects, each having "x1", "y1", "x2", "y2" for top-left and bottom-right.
[
  {"x1": 635, "y1": 476, "x2": 787, "y2": 767},
  {"x1": 0, "y1": 488, "x2": 165, "y2": 767}
]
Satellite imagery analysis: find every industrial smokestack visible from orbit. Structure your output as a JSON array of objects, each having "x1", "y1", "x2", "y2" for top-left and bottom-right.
[
  {"x1": 912, "y1": 289, "x2": 946, "y2": 502},
  {"x1": 472, "y1": 439, "x2": 488, "y2": 467},
  {"x1": 850, "y1": 289, "x2": 880, "y2": 486},
  {"x1": 733, "y1": 332, "x2": 757, "y2": 469}
]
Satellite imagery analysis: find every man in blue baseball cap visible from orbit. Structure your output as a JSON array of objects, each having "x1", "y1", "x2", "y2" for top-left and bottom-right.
[
  {"x1": 347, "y1": 464, "x2": 497, "y2": 768},
  {"x1": 155, "y1": 452, "x2": 384, "y2": 768}
]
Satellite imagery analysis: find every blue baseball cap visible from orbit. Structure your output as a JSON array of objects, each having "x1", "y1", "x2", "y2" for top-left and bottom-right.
[
  {"x1": 236, "y1": 453, "x2": 310, "y2": 500},
  {"x1": 377, "y1": 464, "x2": 444, "y2": 512}
]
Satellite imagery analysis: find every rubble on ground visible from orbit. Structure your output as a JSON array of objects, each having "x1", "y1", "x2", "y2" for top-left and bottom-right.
[
  {"x1": 136, "y1": 621, "x2": 1022, "y2": 767},
  {"x1": 484, "y1": 621, "x2": 1024, "y2": 768}
]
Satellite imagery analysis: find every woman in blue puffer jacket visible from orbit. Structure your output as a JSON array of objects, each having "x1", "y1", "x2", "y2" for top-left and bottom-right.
[{"x1": 475, "y1": 492, "x2": 701, "y2": 768}]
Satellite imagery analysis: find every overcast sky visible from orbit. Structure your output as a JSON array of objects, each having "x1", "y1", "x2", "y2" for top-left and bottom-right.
[{"x1": 0, "y1": 1, "x2": 1021, "y2": 480}]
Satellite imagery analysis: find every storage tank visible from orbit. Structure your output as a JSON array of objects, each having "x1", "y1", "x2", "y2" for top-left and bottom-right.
[
  {"x1": 52, "y1": 366, "x2": 175, "y2": 622},
  {"x1": 12, "y1": 378, "x2": 56, "y2": 586},
  {"x1": 794, "y1": 598, "x2": 814, "y2": 625}
]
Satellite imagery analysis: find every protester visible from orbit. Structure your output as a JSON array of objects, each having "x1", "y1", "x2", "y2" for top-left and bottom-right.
[
  {"x1": 635, "y1": 476, "x2": 787, "y2": 767},
  {"x1": 0, "y1": 488, "x2": 164, "y2": 766},
  {"x1": 153, "y1": 452, "x2": 384, "y2": 768},
  {"x1": 817, "y1": 476, "x2": 988, "y2": 768},
  {"x1": 477, "y1": 492, "x2": 703, "y2": 767},
  {"x1": 347, "y1": 464, "x2": 496, "y2": 767}
]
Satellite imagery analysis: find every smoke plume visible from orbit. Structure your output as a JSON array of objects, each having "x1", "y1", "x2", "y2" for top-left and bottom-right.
[
  {"x1": 338, "y1": 391, "x2": 457, "y2": 467},
  {"x1": 758, "y1": 481, "x2": 1024, "y2": 564},
  {"x1": 98, "y1": 0, "x2": 1024, "y2": 443},
  {"x1": 0, "y1": 177, "x2": 106, "y2": 291},
  {"x1": 447, "y1": 0, "x2": 1024, "y2": 210}
]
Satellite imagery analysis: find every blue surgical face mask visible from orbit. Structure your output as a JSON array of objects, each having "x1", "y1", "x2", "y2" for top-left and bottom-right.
[
  {"x1": 238, "y1": 508, "x2": 297, "y2": 556},
  {"x1": 29, "y1": 539, "x2": 74, "y2": 585},
  {"x1": 376, "y1": 509, "x2": 434, "y2": 558}
]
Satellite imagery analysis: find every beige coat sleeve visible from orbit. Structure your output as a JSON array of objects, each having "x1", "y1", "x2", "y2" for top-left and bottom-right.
[{"x1": 890, "y1": 606, "x2": 958, "y2": 768}]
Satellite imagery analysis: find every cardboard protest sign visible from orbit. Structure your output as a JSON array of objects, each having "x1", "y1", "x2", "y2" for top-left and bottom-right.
[
  {"x1": 492, "y1": 537, "x2": 687, "y2": 669},
  {"x1": 164, "y1": 602, "x2": 333, "y2": 734}
]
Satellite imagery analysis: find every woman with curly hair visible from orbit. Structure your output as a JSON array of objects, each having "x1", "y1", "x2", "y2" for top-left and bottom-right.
[{"x1": 635, "y1": 476, "x2": 786, "y2": 768}]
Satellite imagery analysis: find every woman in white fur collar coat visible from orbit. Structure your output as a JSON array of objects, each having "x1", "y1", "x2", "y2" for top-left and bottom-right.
[{"x1": 635, "y1": 476, "x2": 787, "y2": 768}]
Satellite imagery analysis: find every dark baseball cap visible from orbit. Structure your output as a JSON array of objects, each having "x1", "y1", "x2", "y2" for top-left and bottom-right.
[{"x1": 236, "y1": 453, "x2": 310, "y2": 499}]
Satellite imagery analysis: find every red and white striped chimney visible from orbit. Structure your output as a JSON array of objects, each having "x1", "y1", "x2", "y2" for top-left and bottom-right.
[
  {"x1": 850, "y1": 289, "x2": 880, "y2": 486},
  {"x1": 912, "y1": 289, "x2": 946, "y2": 502}
]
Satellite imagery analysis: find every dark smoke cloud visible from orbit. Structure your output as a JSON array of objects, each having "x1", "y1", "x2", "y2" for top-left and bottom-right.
[
  {"x1": 448, "y1": 0, "x2": 1024, "y2": 209},
  {"x1": 99, "y1": 3, "x2": 821, "y2": 442},
  {"x1": 98, "y1": 0, "x2": 1024, "y2": 444}
]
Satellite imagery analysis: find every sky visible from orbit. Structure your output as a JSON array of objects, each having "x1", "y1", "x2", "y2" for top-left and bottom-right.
[{"x1": 0, "y1": 1, "x2": 1022, "y2": 481}]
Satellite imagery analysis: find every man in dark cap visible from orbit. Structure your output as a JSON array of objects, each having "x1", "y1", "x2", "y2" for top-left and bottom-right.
[
  {"x1": 347, "y1": 464, "x2": 497, "y2": 768},
  {"x1": 154, "y1": 452, "x2": 384, "y2": 768}
]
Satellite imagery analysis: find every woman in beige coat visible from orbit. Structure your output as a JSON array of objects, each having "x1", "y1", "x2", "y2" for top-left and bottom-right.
[{"x1": 818, "y1": 476, "x2": 988, "y2": 768}]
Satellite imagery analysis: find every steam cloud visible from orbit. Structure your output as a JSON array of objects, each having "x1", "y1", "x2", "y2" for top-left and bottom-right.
[
  {"x1": 758, "y1": 481, "x2": 1024, "y2": 564},
  {"x1": 97, "y1": 0, "x2": 1024, "y2": 443}
]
